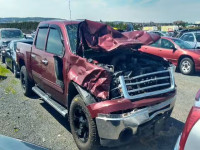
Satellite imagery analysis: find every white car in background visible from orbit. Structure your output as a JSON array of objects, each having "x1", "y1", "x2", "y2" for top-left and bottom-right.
[
  {"x1": 174, "y1": 89, "x2": 200, "y2": 150},
  {"x1": 180, "y1": 31, "x2": 200, "y2": 49}
]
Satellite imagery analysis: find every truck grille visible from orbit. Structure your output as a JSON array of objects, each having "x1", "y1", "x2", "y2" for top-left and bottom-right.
[{"x1": 119, "y1": 67, "x2": 175, "y2": 100}]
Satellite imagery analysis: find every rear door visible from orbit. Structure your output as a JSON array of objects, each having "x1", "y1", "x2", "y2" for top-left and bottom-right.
[
  {"x1": 140, "y1": 39, "x2": 162, "y2": 56},
  {"x1": 31, "y1": 25, "x2": 49, "y2": 89},
  {"x1": 41, "y1": 25, "x2": 65, "y2": 103}
]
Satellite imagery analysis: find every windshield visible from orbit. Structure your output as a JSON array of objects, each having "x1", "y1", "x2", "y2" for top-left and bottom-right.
[
  {"x1": 195, "y1": 33, "x2": 200, "y2": 42},
  {"x1": 173, "y1": 39, "x2": 194, "y2": 49},
  {"x1": 1, "y1": 30, "x2": 24, "y2": 39},
  {"x1": 66, "y1": 24, "x2": 78, "y2": 54}
]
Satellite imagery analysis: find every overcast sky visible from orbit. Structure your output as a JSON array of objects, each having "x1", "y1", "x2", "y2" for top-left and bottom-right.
[{"x1": 0, "y1": 0, "x2": 199, "y2": 23}]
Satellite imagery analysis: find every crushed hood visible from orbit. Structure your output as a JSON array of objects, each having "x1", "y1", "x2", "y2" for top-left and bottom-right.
[{"x1": 77, "y1": 20, "x2": 160, "y2": 54}]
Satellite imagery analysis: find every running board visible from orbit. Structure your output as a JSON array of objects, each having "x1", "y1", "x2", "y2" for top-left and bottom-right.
[{"x1": 32, "y1": 86, "x2": 68, "y2": 117}]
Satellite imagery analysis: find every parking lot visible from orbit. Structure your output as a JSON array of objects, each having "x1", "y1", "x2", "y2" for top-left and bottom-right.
[{"x1": 0, "y1": 62, "x2": 199, "y2": 150}]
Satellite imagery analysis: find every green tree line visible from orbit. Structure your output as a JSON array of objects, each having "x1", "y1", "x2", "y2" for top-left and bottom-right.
[{"x1": 0, "y1": 22, "x2": 39, "y2": 33}]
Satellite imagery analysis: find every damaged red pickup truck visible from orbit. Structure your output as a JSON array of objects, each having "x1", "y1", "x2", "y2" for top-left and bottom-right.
[{"x1": 16, "y1": 20, "x2": 176, "y2": 150}]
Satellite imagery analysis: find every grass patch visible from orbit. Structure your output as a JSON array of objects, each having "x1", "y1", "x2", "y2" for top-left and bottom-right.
[
  {"x1": 10, "y1": 79, "x2": 19, "y2": 85},
  {"x1": 0, "y1": 65, "x2": 10, "y2": 77},
  {"x1": 5, "y1": 86, "x2": 16, "y2": 95}
]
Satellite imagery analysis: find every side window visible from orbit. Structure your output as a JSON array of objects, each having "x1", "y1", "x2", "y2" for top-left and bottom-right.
[
  {"x1": 187, "y1": 34, "x2": 194, "y2": 42},
  {"x1": 151, "y1": 39, "x2": 160, "y2": 47},
  {"x1": 46, "y1": 28, "x2": 63, "y2": 55},
  {"x1": 181, "y1": 34, "x2": 194, "y2": 42},
  {"x1": 35, "y1": 28, "x2": 48, "y2": 50},
  {"x1": 180, "y1": 34, "x2": 188, "y2": 41},
  {"x1": 161, "y1": 39, "x2": 174, "y2": 49}
]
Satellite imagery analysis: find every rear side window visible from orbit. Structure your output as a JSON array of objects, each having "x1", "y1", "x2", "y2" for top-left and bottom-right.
[
  {"x1": 181, "y1": 34, "x2": 194, "y2": 42},
  {"x1": 35, "y1": 28, "x2": 48, "y2": 50},
  {"x1": 151, "y1": 39, "x2": 160, "y2": 47},
  {"x1": 46, "y1": 28, "x2": 63, "y2": 55}
]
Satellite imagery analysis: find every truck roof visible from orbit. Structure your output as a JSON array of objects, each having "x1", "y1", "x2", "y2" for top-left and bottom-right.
[
  {"x1": 0, "y1": 28, "x2": 22, "y2": 31},
  {"x1": 39, "y1": 20, "x2": 80, "y2": 26}
]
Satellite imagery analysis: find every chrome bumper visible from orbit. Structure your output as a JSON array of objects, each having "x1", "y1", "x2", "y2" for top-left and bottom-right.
[{"x1": 96, "y1": 96, "x2": 176, "y2": 140}]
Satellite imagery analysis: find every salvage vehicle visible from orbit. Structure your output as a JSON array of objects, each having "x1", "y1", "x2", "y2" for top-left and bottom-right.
[
  {"x1": 174, "y1": 89, "x2": 200, "y2": 150},
  {"x1": 4, "y1": 39, "x2": 33, "y2": 77},
  {"x1": 17, "y1": 20, "x2": 176, "y2": 150},
  {"x1": 0, "y1": 134, "x2": 47, "y2": 150},
  {"x1": 0, "y1": 28, "x2": 24, "y2": 63},
  {"x1": 139, "y1": 37, "x2": 200, "y2": 75}
]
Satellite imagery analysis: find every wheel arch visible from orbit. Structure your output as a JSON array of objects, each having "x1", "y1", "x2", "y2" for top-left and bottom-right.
[
  {"x1": 178, "y1": 55, "x2": 195, "y2": 68},
  {"x1": 67, "y1": 82, "x2": 96, "y2": 110}
]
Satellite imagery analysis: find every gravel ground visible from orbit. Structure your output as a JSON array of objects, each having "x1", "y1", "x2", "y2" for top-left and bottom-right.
[{"x1": 0, "y1": 63, "x2": 199, "y2": 150}]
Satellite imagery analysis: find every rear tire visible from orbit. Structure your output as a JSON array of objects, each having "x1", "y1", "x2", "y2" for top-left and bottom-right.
[
  {"x1": 13, "y1": 64, "x2": 18, "y2": 78},
  {"x1": 179, "y1": 58, "x2": 194, "y2": 75},
  {"x1": 1, "y1": 56, "x2": 5, "y2": 63},
  {"x1": 20, "y1": 66, "x2": 33, "y2": 96},
  {"x1": 69, "y1": 95, "x2": 100, "y2": 150}
]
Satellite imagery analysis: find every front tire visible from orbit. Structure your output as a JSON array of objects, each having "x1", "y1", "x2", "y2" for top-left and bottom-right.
[
  {"x1": 69, "y1": 95, "x2": 100, "y2": 150},
  {"x1": 179, "y1": 58, "x2": 194, "y2": 75},
  {"x1": 20, "y1": 66, "x2": 33, "y2": 96}
]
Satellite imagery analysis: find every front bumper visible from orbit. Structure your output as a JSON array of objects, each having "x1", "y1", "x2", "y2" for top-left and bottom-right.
[
  {"x1": 174, "y1": 134, "x2": 181, "y2": 150},
  {"x1": 96, "y1": 96, "x2": 176, "y2": 142}
]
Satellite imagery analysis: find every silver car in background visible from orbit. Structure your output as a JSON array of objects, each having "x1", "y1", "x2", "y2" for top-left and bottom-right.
[
  {"x1": 0, "y1": 28, "x2": 24, "y2": 63},
  {"x1": 180, "y1": 31, "x2": 200, "y2": 49}
]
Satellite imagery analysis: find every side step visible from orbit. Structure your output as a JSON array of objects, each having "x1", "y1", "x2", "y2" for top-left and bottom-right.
[{"x1": 32, "y1": 86, "x2": 68, "y2": 117}]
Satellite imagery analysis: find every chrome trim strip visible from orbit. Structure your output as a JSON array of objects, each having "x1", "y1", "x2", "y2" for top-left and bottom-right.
[
  {"x1": 126, "y1": 76, "x2": 170, "y2": 86},
  {"x1": 127, "y1": 83, "x2": 170, "y2": 93},
  {"x1": 124, "y1": 70, "x2": 169, "y2": 80}
]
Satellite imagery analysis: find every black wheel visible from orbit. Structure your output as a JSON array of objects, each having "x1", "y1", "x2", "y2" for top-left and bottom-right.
[
  {"x1": 1, "y1": 56, "x2": 5, "y2": 63},
  {"x1": 179, "y1": 58, "x2": 194, "y2": 75},
  {"x1": 69, "y1": 95, "x2": 100, "y2": 150},
  {"x1": 13, "y1": 64, "x2": 19, "y2": 78},
  {"x1": 20, "y1": 66, "x2": 33, "y2": 96}
]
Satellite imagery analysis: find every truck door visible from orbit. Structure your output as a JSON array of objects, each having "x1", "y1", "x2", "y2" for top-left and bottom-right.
[
  {"x1": 41, "y1": 25, "x2": 65, "y2": 104},
  {"x1": 31, "y1": 25, "x2": 49, "y2": 89}
]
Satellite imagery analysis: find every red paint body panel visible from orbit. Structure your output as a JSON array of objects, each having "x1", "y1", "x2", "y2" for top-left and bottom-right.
[
  {"x1": 87, "y1": 91, "x2": 176, "y2": 118},
  {"x1": 139, "y1": 37, "x2": 200, "y2": 72}
]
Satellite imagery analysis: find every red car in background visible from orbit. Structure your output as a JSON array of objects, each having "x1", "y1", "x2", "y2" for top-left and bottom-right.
[
  {"x1": 174, "y1": 89, "x2": 200, "y2": 150},
  {"x1": 139, "y1": 37, "x2": 200, "y2": 75}
]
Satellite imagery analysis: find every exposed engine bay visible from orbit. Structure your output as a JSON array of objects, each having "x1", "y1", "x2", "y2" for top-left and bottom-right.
[{"x1": 84, "y1": 49, "x2": 172, "y2": 100}]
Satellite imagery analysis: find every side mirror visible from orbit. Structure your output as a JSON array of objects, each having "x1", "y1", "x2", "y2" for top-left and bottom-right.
[{"x1": 173, "y1": 45, "x2": 178, "y2": 51}]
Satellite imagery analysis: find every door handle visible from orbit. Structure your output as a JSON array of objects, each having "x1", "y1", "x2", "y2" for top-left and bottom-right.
[
  {"x1": 159, "y1": 49, "x2": 162, "y2": 51},
  {"x1": 41, "y1": 59, "x2": 48, "y2": 65},
  {"x1": 31, "y1": 54, "x2": 36, "y2": 58}
]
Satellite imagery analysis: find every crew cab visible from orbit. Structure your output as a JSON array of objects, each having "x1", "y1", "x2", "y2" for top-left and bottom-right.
[
  {"x1": 139, "y1": 37, "x2": 200, "y2": 75},
  {"x1": 17, "y1": 20, "x2": 176, "y2": 150}
]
